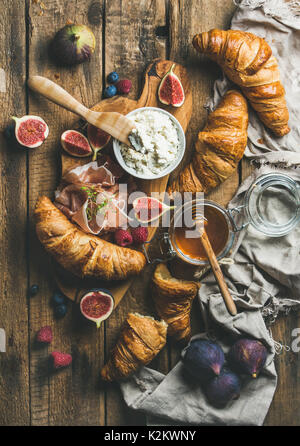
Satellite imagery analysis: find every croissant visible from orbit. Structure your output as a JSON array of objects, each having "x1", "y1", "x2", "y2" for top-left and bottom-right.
[
  {"x1": 152, "y1": 264, "x2": 200, "y2": 343},
  {"x1": 193, "y1": 29, "x2": 290, "y2": 136},
  {"x1": 168, "y1": 89, "x2": 248, "y2": 195},
  {"x1": 34, "y1": 196, "x2": 146, "y2": 281},
  {"x1": 101, "y1": 313, "x2": 167, "y2": 381}
]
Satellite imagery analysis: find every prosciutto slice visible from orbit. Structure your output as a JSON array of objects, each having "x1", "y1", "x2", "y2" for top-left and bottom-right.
[{"x1": 54, "y1": 159, "x2": 129, "y2": 235}]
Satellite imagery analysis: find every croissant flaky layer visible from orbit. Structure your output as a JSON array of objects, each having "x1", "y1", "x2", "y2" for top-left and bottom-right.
[
  {"x1": 34, "y1": 196, "x2": 146, "y2": 281},
  {"x1": 168, "y1": 89, "x2": 248, "y2": 195},
  {"x1": 152, "y1": 264, "x2": 200, "y2": 343},
  {"x1": 193, "y1": 29, "x2": 290, "y2": 136},
  {"x1": 101, "y1": 313, "x2": 167, "y2": 381}
]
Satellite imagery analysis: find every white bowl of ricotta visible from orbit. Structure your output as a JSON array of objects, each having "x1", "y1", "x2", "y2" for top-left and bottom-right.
[{"x1": 113, "y1": 107, "x2": 186, "y2": 180}]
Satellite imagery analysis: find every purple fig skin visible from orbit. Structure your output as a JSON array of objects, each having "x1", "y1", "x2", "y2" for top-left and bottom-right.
[
  {"x1": 205, "y1": 367, "x2": 241, "y2": 408},
  {"x1": 228, "y1": 338, "x2": 268, "y2": 378},
  {"x1": 183, "y1": 339, "x2": 225, "y2": 380},
  {"x1": 51, "y1": 24, "x2": 95, "y2": 66}
]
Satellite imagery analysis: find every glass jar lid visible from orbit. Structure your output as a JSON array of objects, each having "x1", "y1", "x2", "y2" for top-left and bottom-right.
[{"x1": 244, "y1": 173, "x2": 300, "y2": 237}]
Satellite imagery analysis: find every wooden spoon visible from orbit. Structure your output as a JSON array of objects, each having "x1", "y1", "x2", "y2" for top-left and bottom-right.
[
  {"x1": 193, "y1": 216, "x2": 237, "y2": 316},
  {"x1": 27, "y1": 75, "x2": 135, "y2": 145},
  {"x1": 200, "y1": 228, "x2": 237, "y2": 316}
]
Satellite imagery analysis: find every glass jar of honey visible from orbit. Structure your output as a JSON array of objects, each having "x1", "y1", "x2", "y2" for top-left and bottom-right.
[{"x1": 144, "y1": 199, "x2": 235, "y2": 266}]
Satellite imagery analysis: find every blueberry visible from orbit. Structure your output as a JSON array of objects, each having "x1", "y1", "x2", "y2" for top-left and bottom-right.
[
  {"x1": 107, "y1": 71, "x2": 119, "y2": 84},
  {"x1": 52, "y1": 292, "x2": 66, "y2": 306},
  {"x1": 54, "y1": 303, "x2": 68, "y2": 318},
  {"x1": 4, "y1": 123, "x2": 15, "y2": 141},
  {"x1": 104, "y1": 85, "x2": 117, "y2": 98},
  {"x1": 29, "y1": 284, "x2": 39, "y2": 297}
]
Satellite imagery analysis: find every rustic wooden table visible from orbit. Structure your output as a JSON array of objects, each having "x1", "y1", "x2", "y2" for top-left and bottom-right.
[{"x1": 0, "y1": 0, "x2": 299, "y2": 426}]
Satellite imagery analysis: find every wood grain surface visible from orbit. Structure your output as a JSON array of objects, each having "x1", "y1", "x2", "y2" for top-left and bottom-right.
[{"x1": 0, "y1": 0, "x2": 299, "y2": 426}]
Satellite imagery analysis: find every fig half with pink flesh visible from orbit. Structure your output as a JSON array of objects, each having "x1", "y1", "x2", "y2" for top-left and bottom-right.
[
  {"x1": 158, "y1": 64, "x2": 185, "y2": 107},
  {"x1": 12, "y1": 115, "x2": 49, "y2": 148},
  {"x1": 61, "y1": 130, "x2": 92, "y2": 157},
  {"x1": 80, "y1": 289, "x2": 114, "y2": 328},
  {"x1": 132, "y1": 196, "x2": 174, "y2": 224},
  {"x1": 87, "y1": 124, "x2": 111, "y2": 161}
]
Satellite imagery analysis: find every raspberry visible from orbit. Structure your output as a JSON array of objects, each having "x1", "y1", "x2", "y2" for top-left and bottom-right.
[
  {"x1": 36, "y1": 326, "x2": 53, "y2": 344},
  {"x1": 114, "y1": 229, "x2": 133, "y2": 247},
  {"x1": 116, "y1": 79, "x2": 132, "y2": 95},
  {"x1": 51, "y1": 351, "x2": 72, "y2": 369},
  {"x1": 131, "y1": 226, "x2": 148, "y2": 244}
]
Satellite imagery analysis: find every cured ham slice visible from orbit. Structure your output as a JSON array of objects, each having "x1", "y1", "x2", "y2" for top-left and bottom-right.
[{"x1": 54, "y1": 158, "x2": 129, "y2": 235}]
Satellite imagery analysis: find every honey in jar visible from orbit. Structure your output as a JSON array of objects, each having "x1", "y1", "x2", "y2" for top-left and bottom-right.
[{"x1": 173, "y1": 205, "x2": 229, "y2": 261}]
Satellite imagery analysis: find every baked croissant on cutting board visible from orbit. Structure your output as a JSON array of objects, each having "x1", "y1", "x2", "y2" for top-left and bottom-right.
[
  {"x1": 152, "y1": 264, "x2": 200, "y2": 343},
  {"x1": 34, "y1": 196, "x2": 146, "y2": 281},
  {"x1": 101, "y1": 313, "x2": 167, "y2": 381},
  {"x1": 168, "y1": 89, "x2": 248, "y2": 195},
  {"x1": 193, "y1": 29, "x2": 290, "y2": 137}
]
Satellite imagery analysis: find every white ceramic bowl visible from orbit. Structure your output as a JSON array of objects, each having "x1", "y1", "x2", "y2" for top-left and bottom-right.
[{"x1": 113, "y1": 107, "x2": 186, "y2": 180}]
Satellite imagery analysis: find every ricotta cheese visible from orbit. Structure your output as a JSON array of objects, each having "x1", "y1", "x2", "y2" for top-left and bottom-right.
[{"x1": 120, "y1": 109, "x2": 180, "y2": 176}]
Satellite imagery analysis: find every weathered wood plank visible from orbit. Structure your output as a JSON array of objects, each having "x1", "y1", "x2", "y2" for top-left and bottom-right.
[
  {"x1": 104, "y1": 0, "x2": 168, "y2": 426},
  {"x1": 27, "y1": 0, "x2": 105, "y2": 426},
  {"x1": 0, "y1": 0, "x2": 30, "y2": 426},
  {"x1": 168, "y1": 0, "x2": 237, "y2": 368}
]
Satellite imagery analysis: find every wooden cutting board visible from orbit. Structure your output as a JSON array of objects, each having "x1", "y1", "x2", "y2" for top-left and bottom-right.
[{"x1": 54, "y1": 59, "x2": 192, "y2": 305}]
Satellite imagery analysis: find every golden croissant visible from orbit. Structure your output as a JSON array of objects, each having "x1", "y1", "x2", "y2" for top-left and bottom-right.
[
  {"x1": 152, "y1": 264, "x2": 200, "y2": 343},
  {"x1": 101, "y1": 313, "x2": 167, "y2": 381},
  {"x1": 168, "y1": 89, "x2": 248, "y2": 195},
  {"x1": 34, "y1": 196, "x2": 146, "y2": 281},
  {"x1": 193, "y1": 29, "x2": 290, "y2": 136}
]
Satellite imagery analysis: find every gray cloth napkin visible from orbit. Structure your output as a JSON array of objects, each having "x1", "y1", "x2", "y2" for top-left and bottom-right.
[
  {"x1": 207, "y1": 0, "x2": 300, "y2": 157},
  {"x1": 120, "y1": 0, "x2": 300, "y2": 426}
]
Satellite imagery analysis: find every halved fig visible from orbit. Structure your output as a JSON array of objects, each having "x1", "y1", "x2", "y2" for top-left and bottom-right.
[
  {"x1": 158, "y1": 64, "x2": 185, "y2": 107},
  {"x1": 12, "y1": 115, "x2": 49, "y2": 148},
  {"x1": 87, "y1": 124, "x2": 111, "y2": 161},
  {"x1": 61, "y1": 130, "x2": 92, "y2": 157},
  {"x1": 133, "y1": 196, "x2": 175, "y2": 224},
  {"x1": 80, "y1": 289, "x2": 114, "y2": 328}
]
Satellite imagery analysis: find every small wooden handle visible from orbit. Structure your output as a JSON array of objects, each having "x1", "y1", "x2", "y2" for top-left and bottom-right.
[
  {"x1": 28, "y1": 75, "x2": 135, "y2": 145},
  {"x1": 200, "y1": 231, "x2": 237, "y2": 316},
  {"x1": 28, "y1": 75, "x2": 89, "y2": 119}
]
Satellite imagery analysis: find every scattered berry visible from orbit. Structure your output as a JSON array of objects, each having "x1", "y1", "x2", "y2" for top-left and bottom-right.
[
  {"x1": 104, "y1": 85, "x2": 117, "y2": 98},
  {"x1": 114, "y1": 229, "x2": 133, "y2": 247},
  {"x1": 131, "y1": 226, "x2": 148, "y2": 244},
  {"x1": 29, "y1": 284, "x2": 39, "y2": 297},
  {"x1": 4, "y1": 123, "x2": 15, "y2": 141},
  {"x1": 116, "y1": 79, "x2": 132, "y2": 95},
  {"x1": 36, "y1": 326, "x2": 53, "y2": 344},
  {"x1": 107, "y1": 71, "x2": 119, "y2": 84},
  {"x1": 52, "y1": 292, "x2": 66, "y2": 306},
  {"x1": 54, "y1": 303, "x2": 68, "y2": 318},
  {"x1": 51, "y1": 351, "x2": 72, "y2": 369}
]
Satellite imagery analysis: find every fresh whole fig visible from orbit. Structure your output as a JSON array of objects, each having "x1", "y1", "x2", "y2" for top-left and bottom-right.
[
  {"x1": 51, "y1": 24, "x2": 95, "y2": 66},
  {"x1": 182, "y1": 339, "x2": 225, "y2": 380},
  {"x1": 205, "y1": 367, "x2": 241, "y2": 408},
  {"x1": 228, "y1": 338, "x2": 268, "y2": 378}
]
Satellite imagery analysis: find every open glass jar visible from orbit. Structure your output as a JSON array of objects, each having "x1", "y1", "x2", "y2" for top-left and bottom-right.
[{"x1": 229, "y1": 172, "x2": 300, "y2": 237}]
